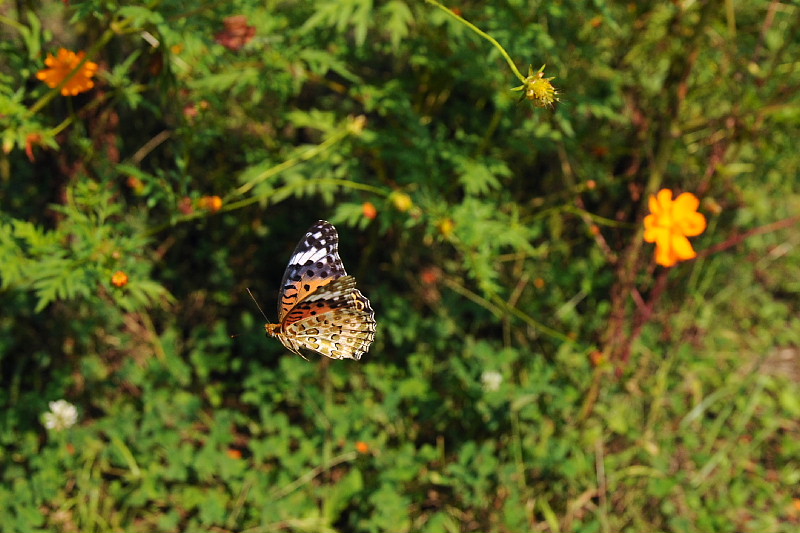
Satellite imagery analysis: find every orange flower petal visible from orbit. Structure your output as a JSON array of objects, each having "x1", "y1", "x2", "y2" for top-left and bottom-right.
[
  {"x1": 654, "y1": 227, "x2": 672, "y2": 250},
  {"x1": 673, "y1": 192, "x2": 700, "y2": 212},
  {"x1": 678, "y1": 211, "x2": 707, "y2": 237},
  {"x1": 671, "y1": 234, "x2": 697, "y2": 261},
  {"x1": 655, "y1": 242, "x2": 677, "y2": 267},
  {"x1": 644, "y1": 224, "x2": 667, "y2": 244},
  {"x1": 648, "y1": 194, "x2": 660, "y2": 216},
  {"x1": 643, "y1": 214, "x2": 658, "y2": 240},
  {"x1": 654, "y1": 189, "x2": 673, "y2": 213}
]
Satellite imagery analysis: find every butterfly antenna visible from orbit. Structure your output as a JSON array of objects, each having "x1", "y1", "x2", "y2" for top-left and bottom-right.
[{"x1": 247, "y1": 288, "x2": 270, "y2": 322}]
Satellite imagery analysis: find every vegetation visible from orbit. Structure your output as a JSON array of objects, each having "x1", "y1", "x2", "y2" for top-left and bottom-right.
[{"x1": 1, "y1": 0, "x2": 799, "y2": 531}]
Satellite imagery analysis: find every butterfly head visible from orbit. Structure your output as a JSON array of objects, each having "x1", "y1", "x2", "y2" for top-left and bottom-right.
[{"x1": 264, "y1": 322, "x2": 281, "y2": 337}]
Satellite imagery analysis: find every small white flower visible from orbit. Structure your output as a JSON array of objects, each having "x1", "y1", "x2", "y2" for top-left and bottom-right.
[
  {"x1": 43, "y1": 400, "x2": 78, "y2": 431},
  {"x1": 481, "y1": 370, "x2": 503, "y2": 392}
]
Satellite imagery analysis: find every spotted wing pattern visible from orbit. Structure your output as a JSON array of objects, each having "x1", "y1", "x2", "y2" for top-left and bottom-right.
[
  {"x1": 265, "y1": 221, "x2": 376, "y2": 360},
  {"x1": 277, "y1": 220, "x2": 347, "y2": 323}
]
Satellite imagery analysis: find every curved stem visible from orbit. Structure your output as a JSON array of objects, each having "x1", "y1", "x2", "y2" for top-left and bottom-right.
[
  {"x1": 229, "y1": 126, "x2": 353, "y2": 198},
  {"x1": 423, "y1": 0, "x2": 527, "y2": 83}
]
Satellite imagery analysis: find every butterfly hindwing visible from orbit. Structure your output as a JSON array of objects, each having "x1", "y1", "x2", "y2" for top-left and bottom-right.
[
  {"x1": 285, "y1": 309, "x2": 376, "y2": 360},
  {"x1": 277, "y1": 220, "x2": 347, "y2": 322}
]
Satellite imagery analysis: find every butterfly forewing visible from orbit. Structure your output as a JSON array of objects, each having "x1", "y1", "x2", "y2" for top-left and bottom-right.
[
  {"x1": 265, "y1": 220, "x2": 376, "y2": 360},
  {"x1": 277, "y1": 220, "x2": 347, "y2": 323}
]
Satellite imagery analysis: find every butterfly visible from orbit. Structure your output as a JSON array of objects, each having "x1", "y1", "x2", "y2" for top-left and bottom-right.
[{"x1": 263, "y1": 220, "x2": 376, "y2": 360}]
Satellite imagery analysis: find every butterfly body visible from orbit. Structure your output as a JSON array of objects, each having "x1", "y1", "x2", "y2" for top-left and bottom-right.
[{"x1": 264, "y1": 221, "x2": 375, "y2": 360}]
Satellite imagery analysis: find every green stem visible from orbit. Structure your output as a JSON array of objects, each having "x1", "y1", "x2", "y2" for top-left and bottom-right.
[
  {"x1": 0, "y1": 14, "x2": 26, "y2": 33},
  {"x1": 423, "y1": 0, "x2": 527, "y2": 83},
  {"x1": 49, "y1": 91, "x2": 114, "y2": 137},
  {"x1": 491, "y1": 294, "x2": 576, "y2": 345},
  {"x1": 145, "y1": 178, "x2": 387, "y2": 237},
  {"x1": 229, "y1": 126, "x2": 354, "y2": 198},
  {"x1": 268, "y1": 450, "x2": 358, "y2": 500},
  {"x1": 321, "y1": 358, "x2": 333, "y2": 522},
  {"x1": 443, "y1": 276, "x2": 576, "y2": 344}
]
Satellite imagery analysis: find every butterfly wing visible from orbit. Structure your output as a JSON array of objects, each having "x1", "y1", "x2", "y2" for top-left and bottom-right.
[
  {"x1": 282, "y1": 276, "x2": 376, "y2": 360},
  {"x1": 277, "y1": 220, "x2": 347, "y2": 323},
  {"x1": 266, "y1": 221, "x2": 376, "y2": 360}
]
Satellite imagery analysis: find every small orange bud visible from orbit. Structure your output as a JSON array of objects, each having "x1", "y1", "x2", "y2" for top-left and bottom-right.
[
  {"x1": 589, "y1": 351, "x2": 605, "y2": 367},
  {"x1": 355, "y1": 441, "x2": 370, "y2": 454},
  {"x1": 111, "y1": 271, "x2": 129, "y2": 287},
  {"x1": 420, "y1": 266, "x2": 442, "y2": 285},
  {"x1": 126, "y1": 176, "x2": 144, "y2": 193},
  {"x1": 533, "y1": 277, "x2": 545, "y2": 289},
  {"x1": 227, "y1": 448, "x2": 243, "y2": 459},
  {"x1": 586, "y1": 179, "x2": 597, "y2": 190},
  {"x1": 362, "y1": 201, "x2": 377, "y2": 220},
  {"x1": 198, "y1": 195, "x2": 223, "y2": 212}
]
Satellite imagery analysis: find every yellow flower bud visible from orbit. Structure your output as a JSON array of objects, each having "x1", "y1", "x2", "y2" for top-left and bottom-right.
[{"x1": 390, "y1": 192, "x2": 413, "y2": 212}]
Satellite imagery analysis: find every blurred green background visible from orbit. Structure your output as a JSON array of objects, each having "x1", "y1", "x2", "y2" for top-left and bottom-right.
[{"x1": 1, "y1": 0, "x2": 799, "y2": 531}]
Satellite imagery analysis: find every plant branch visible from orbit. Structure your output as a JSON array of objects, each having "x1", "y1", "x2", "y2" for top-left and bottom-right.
[{"x1": 423, "y1": 0, "x2": 527, "y2": 82}]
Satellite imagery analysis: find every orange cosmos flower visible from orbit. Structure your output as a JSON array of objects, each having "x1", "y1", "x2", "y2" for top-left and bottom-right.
[
  {"x1": 111, "y1": 271, "x2": 129, "y2": 287},
  {"x1": 36, "y1": 48, "x2": 99, "y2": 96},
  {"x1": 643, "y1": 189, "x2": 707, "y2": 267}
]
